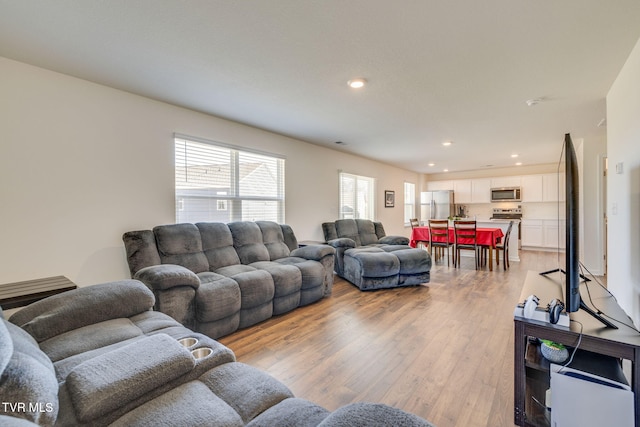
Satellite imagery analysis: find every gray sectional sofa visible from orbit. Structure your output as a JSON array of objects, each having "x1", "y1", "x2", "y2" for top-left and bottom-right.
[
  {"x1": 322, "y1": 219, "x2": 431, "y2": 290},
  {"x1": 123, "y1": 221, "x2": 335, "y2": 339},
  {"x1": 0, "y1": 280, "x2": 434, "y2": 426}
]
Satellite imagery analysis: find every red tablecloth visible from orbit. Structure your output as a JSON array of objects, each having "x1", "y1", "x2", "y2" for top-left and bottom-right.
[{"x1": 410, "y1": 226, "x2": 504, "y2": 248}]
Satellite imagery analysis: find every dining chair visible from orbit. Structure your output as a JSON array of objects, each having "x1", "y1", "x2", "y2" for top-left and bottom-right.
[
  {"x1": 410, "y1": 218, "x2": 429, "y2": 249},
  {"x1": 453, "y1": 220, "x2": 479, "y2": 269},
  {"x1": 495, "y1": 221, "x2": 514, "y2": 270},
  {"x1": 428, "y1": 219, "x2": 452, "y2": 266}
]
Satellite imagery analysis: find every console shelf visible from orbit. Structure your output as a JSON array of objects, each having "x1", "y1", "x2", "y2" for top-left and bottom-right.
[{"x1": 514, "y1": 271, "x2": 640, "y2": 427}]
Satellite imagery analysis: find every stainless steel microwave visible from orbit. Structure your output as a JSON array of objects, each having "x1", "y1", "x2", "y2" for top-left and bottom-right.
[{"x1": 491, "y1": 187, "x2": 521, "y2": 202}]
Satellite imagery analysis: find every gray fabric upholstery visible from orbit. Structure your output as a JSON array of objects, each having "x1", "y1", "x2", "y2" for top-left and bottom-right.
[
  {"x1": 64, "y1": 334, "x2": 195, "y2": 423},
  {"x1": 319, "y1": 403, "x2": 435, "y2": 427},
  {"x1": 9, "y1": 280, "x2": 154, "y2": 342},
  {"x1": 247, "y1": 397, "x2": 330, "y2": 427},
  {"x1": 322, "y1": 219, "x2": 431, "y2": 290},
  {"x1": 0, "y1": 319, "x2": 58, "y2": 426},
  {"x1": 123, "y1": 221, "x2": 335, "y2": 339},
  {"x1": 154, "y1": 223, "x2": 210, "y2": 273},
  {"x1": 2, "y1": 280, "x2": 433, "y2": 427},
  {"x1": 199, "y1": 362, "x2": 294, "y2": 424}
]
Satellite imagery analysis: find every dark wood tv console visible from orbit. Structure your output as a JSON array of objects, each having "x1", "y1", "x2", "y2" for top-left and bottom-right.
[{"x1": 514, "y1": 271, "x2": 640, "y2": 427}]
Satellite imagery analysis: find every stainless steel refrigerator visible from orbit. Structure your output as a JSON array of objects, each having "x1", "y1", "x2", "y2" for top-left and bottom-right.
[{"x1": 420, "y1": 190, "x2": 455, "y2": 222}]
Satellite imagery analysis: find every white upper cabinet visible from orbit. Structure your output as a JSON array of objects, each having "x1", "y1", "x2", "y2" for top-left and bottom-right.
[
  {"x1": 426, "y1": 180, "x2": 454, "y2": 191},
  {"x1": 543, "y1": 173, "x2": 565, "y2": 202},
  {"x1": 428, "y1": 173, "x2": 565, "y2": 204},
  {"x1": 453, "y1": 179, "x2": 472, "y2": 203},
  {"x1": 491, "y1": 176, "x2": 521, "y2": 188},
  {"x1": 521, "y1": 175, "x2": 543, "y2": 203},
  {"x1": 471, "y1": 178, "x2": 492, "y2": 203}
]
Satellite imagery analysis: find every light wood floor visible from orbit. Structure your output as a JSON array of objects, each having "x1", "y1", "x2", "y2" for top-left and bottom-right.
[{"x1": 219, "y1": 250, "x2": 567, "y2": 427}]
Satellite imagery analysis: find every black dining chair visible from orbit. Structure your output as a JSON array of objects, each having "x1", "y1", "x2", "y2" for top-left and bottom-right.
[
  {"x1": 495, "y1": 221, "x2": 514, "y2": 270},
  {"x1": 453, "y1": 220, "x2": 479, "y2": 269}
]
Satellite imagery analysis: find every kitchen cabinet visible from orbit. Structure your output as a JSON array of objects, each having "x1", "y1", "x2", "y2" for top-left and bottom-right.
[
  {"x1": 542, "y1": 173, "x2": 565, "y2": 202},
  {"x1": 471, "y1": 178, "x2": 492, "y2": 203},
  {"x1": 521, "y1": 219, "x2": 566, "y2": 249},
  {"x1": 521, "y1": 175, "x2": 543, "y2": 203},
  {"x1": 521, "y1": 219, "x2": 543, "y2": 248},
  {"x1": 543, "y1": 219, "x2": 565, "y2": 249},
  {"x1": 453, "y1": 179, "x2": 472, "y2": 203},
  {"x1": 426, "y1": 180, "x2": 453, "y2": 191},
  {"x1": 491, "y1": 176, "x2": 521, "y2": 189}
]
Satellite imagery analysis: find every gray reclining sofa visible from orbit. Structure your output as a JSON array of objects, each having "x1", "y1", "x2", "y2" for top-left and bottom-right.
[
  {"x1": 123, "y1": 221, "x2": 335, "y2": 339},
  {"x1": 0, "y1": 280, "x2": 435, "y2": 426},
  {"x1": 322, "y1": 219, "x2": 431, "y2": 290}
]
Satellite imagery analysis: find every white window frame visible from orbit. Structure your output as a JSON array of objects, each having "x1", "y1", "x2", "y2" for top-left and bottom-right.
[
  {"x1": 339, "y1": 172, "x2": 375, "y2": 220},
  {"x1": 404, "y1": 182, "x2": 416, "y2": 225},
  {"x1": 175, "y1": 134, "x2": 285, "y2": 223}
]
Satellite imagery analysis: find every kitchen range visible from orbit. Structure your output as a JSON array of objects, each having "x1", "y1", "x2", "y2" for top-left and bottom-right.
[{"x1": 491, "y1": 207, "x2": 522, "y2": 249}]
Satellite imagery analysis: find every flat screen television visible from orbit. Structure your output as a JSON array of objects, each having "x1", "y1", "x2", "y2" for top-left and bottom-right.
[{"x1": 541, "y1": 133, "x2": 617, "y2": 329}]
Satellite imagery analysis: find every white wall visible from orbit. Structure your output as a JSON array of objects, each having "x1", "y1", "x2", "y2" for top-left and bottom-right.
[
  {"x1": 606, "y1": 36, "x2": 640, "y2": 326},
  {"x1": 0, "y1": 57, "x2": 419, "y2": 287}
]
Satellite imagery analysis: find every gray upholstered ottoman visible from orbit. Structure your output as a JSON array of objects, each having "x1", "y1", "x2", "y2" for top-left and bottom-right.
[
  {"x1": 343, "y1": 246, "x2": 431, "y2": 291},
  {"x1": 393, "y1": 248, "x2": 432, "y2": 286}
]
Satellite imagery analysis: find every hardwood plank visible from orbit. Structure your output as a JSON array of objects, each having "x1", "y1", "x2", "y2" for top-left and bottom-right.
[{"x1": 219, "y1": 250, "x2": 565, "y2": 427}]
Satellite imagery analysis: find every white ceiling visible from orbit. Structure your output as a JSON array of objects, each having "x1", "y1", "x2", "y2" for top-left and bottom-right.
[{"x1": 2, "y1": 1, "x2": 640, "y2": 173}]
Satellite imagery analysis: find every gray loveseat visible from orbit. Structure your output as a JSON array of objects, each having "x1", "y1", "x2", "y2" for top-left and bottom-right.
[
  {"x1": 123, "y1": 221, "x2": 335, "y2": 339},
  {"x1": 322, "y1": 219, "x2": 431, "y2": 290},
  {"x1": 0, "y1": 280, "x2": 435, "y2": 426}
]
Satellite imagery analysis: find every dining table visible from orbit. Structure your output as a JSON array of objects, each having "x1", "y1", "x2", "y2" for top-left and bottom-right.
[{"x1": 409, "y1": 226, "x2": 504, "y2": 271}]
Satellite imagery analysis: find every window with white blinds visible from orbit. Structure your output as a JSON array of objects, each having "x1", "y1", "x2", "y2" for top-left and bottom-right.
[
  {"x1": 404, "y1": 182, "x2": 416, "y2": 224},
  {"x1": 175, "y1": 135, "x2": 285, "y2": 224},
  {"x1": 339, "y1": 172, "x2": 375, "y2": 220}
]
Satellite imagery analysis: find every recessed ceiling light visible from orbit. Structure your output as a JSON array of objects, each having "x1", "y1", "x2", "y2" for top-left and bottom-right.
[
  {"x1": 443, "y1": 169, "x2": 449, "y2": 172},
  {"x1": 515, "y1": 162, "x2": 522, "y2": 166},
  {"x1": 442, "y1": 141, "x2": 453, "y2": 146},
  {"x1": 347, "y1": 78, "x2": 367, "y2": 89},
  {"x1": 511, "y1": 154, "x2": 519, "y2": 158},
  {"x1": 428, "y1": 163, "x2": 435, "y2": 167}
]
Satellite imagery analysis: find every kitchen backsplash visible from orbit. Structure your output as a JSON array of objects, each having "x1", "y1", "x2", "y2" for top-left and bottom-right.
[{"x1": 463, "y1": 202, "x2": 563, "y2": 220}]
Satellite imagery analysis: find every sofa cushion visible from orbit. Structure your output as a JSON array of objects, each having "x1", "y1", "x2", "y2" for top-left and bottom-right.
[
  {"x1": 0, "y1": 320, "x2": 58, "y2": 427},
  {"x1": 249, "y1": 262, "x2": 301, "y2": 297},
  {"x1": 199, "y1": 362, "x2": 294, "y2": 424},
  {"x1": 109, "y1": 381, "x2": 244, "y2": 427},
  {"x1": 197, "y1": 222, "x2": 242, "y2": 270},
  {"x1": 65, "y1": 334, "x2": 195, "y2": 423},
  {"x1": 10, "y1": 280, "x2": 154, "y2": 343},
  {"x1": 154, "y1": 223, "x2": 209, "y2": 273},
  {"x1": 355, "y1": 219, "x2": 380, "y2": 246},
  {"x1": 134, "y1": 264, "x2": 201, "y2": 290},
  {"x1": 318, "y1": 402, "x2": 434, "y2": 427},
  {"x1": 229, "y1": 221, "x2": 271, "y2": 264},
  {"x1": 247, "y1": 397, "x2": 330, "y2": 427},
  {"x1": 257, "y1": 221, "x2": 291, "y2": 260},
  {"x1": 195, "y1": 273, "x2": 241, "y2": 322},
  {"x1": 334, "y1": 219, "x2": 362, "y2": 246},
  {"x1": 39, "y1": 318, "x2": 143, "y2": 363}
]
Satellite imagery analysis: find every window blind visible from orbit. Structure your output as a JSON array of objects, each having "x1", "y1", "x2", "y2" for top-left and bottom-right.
[
  {"x1": 404, "y1": 182, "x2": 416, "y2": 224},
  {"x1": 175, "y1": 136, "x2": 285, "y2": 223},
  {"x1": 339, "y1": 172, "x2": 375, "y2": 220}
]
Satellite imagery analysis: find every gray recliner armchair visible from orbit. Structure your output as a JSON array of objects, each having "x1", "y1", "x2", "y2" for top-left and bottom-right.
[{"x1": 322, "y1": 219, "x2": 431, "y2": 290}]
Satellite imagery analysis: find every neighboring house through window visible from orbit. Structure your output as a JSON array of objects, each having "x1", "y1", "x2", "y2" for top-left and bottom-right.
[
  {"x1": 339, "y1": 172, "x2": 375, "y2": 220},
  {"x1": 175, "y1": 134, "x2": 285, "y2": 223}
]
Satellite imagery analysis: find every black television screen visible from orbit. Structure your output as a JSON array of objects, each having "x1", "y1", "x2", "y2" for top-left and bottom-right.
[
  {"x1": 564, "y1": 133, "x2": 580, "y2": 313},
  {"x1": 541, "y1": 133, "x2": 617, "y2": 328}
]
